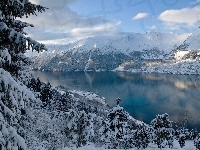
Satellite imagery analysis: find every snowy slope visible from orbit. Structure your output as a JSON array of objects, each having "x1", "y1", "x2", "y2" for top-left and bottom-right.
[
  {"x1": 58, "y1": 32, "x2": 189, "y2": 55},
  {"x1": 29, "y1": 32, "x2": 190, "y2": 72},
  {"x1": 62, "y1": 140, "x2": 196, "y2": 150},
  {"x1": 184, "y1": 28, "x2": 200, "y2": 50},
  {"x1": 136, "y1": 28, "x2": 200, "y2": 75}
]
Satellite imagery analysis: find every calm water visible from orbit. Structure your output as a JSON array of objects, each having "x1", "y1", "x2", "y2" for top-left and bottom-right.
[{"x1": 32, "y1": 71, "x2": 200, "y2": 130}]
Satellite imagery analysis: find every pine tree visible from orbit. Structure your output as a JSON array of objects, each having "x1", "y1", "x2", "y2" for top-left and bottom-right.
[
  {"x1": 133, "y1": 123, "x2": 151, "y2": 149},
  {"x1": 178, "y1": 134, "x2": 185, "y2": 148},
  {"x1": 99, "y1": 105, "x2": 130, "y2": 149},
  {"x1": 150, "y1": 113, "x2": 175, "y2": 149},
  {"x1": 174, "y1": 113, "x2": 198, "y2": 148},
  {"x1": 0, "y1": 0, "x2": 47, "y2": 149},
  {"x1": 0, "y1": 1, "x2": 47, "y2": 82},
  {"x1": 194, "y1": 133, "x2": 200, "y2": 150},
  {"x1": 40, "y1": 82, "x2": 52, "y2": 107},
  {"x1": 65, "y1": 109, "x2": 95, "y2": 147}
]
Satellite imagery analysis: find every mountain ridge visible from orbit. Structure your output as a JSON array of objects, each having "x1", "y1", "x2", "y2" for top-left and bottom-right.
[{"x1": 28, "y1": 30, "x2": 200, "y2": 74}]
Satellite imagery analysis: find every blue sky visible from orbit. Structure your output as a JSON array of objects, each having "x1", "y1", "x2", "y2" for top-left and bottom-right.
[
  {"x1": 69, "y1": 0, "x2": 193, "y2": 33},
  {"x1": 26, "y1": 0, "x2": 200, "y2": 44}
]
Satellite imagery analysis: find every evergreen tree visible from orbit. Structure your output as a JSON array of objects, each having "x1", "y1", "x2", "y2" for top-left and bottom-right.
[
  {"x1": 175, "y1": 127, "x2": 189, "y2": 148},
  {"x1": 194, "y1": 133, "x2": 200, "y2": 150},
  {"x1": 190, "y1": 129, "x2": 198, "y2": 140},
  {"x1": 133, "y1": 123, "x2": 151, "y2": 149},
  {"x1": 65, "y1": 109, "x2": 95, "y2": 147},
  {"x1": 0, "y1": 1, "x2": 47, "y2": 83},
  {"x1": 99, "y1": 105, "x2": 130, "y2": 149},
  {"x1": 174, "y1": 113, "x2": 198, "y2": 148},
  {"x1": 0, "y1": 0, "x2": 47, "y2": 149},
  {"x1": 178, "y1": 134, "x2": 185, "y2": 148},
  {"x1": 150, "y1": 113, "x2": 174, "y2": 149},
  {"x1": 40, "y1": 82, "x2": 52, "y2": 107},
  {"x1": 47, "y1": 89, "x2": 69, "y2": 111}
]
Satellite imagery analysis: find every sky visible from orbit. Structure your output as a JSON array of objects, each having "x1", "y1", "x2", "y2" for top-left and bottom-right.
[{"x1": 25, "y1": 0, "x2": 200, "y2": 45}]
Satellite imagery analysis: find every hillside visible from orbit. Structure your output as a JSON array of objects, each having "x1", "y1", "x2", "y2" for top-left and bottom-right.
[
  {"x1": 184, "y1": 28, "x2": 200, "y2": 50},
  {"x1": 28, "y1": 32, "x2": 192, "y2": 72}
]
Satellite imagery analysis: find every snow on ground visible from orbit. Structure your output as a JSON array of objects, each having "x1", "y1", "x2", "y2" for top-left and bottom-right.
[
  {"x1": 174, "y1": 50, "x2": 190, "y2": 61},
  {"x1": 67, "y1": 32, "x2": 189, "y2": 55},
  {"x1": 184, "y1": 28, "x2": 200, "y2": 50},
  {"x1": 62, "y1": 140, "x2": 195, "y2": 150},
  {"x1": 54, "y1": 87, "x2": 66, "y2": 95},
  {"x1": 27, "y1": 31, "x2": 189, "y2": 60},
  {"x1": 69, "y1": 90, "x2": 107, "y2": 105},
  {"x1": 140, "y1": 60, "x2": 200, "y2": 75}
]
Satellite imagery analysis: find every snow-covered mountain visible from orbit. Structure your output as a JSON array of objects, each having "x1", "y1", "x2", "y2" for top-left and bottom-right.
[
  {"x1": 28, "y1": 31, "x2": 200, "y2": 74},
  {"x1": 184, "y1": 28, "x2": 200, "y2": 50}
]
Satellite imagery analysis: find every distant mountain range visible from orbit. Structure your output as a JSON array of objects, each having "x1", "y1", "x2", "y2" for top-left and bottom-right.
[{"x1": 27, "y1": 29, "x2": 200, "y2": 74}]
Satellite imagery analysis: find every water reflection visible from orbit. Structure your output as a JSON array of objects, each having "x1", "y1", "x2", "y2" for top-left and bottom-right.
[{"x1": 32, "y1": 71, "x2": 200, "y2": 130}]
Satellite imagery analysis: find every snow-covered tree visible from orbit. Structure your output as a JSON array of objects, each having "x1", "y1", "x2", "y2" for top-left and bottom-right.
[
  {"x1": 99, "y1": 105, "x2": 130, "y2": 149},
  {"x1": 194, "y1": 133, "x2": 200, "y2": 150},
  {"x1": 178, "y1": 134, "x2": 185, "y2": 148},
  {"x1": 133, "y1": 123, "x2": 151, "y2": 149},
  {"x1": 174, "y1": 113, "x2": 198, "y2": 148},
  {"x1": 0, "y1": 68, "x2": 31, "y2": 149},
  {"x1": 150, "y1": 113, "x2": 175, "y2": 149},
  {"x1": 0, "y1": 0, "x2": 47, "y2": 149},
  {"x1": 0, "y1": 0, "x2": 47, "y2": 52},
  {"x1": 40, "y1": 82, "x2": 52, "y2": 107},
  {"x1": 65, "y1": 109, "x2": 96, "y2": 147},
  {"x1": 44, "y1": 87, "x2": 71, "y2": 112},
  {"x1": 0, "y1": 1, "x2": 47, "y2": 83}
]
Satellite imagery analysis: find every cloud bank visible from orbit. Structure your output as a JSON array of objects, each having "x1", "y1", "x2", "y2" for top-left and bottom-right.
[
  {"x1": 23, "y1": 0, "x2": 121, "y2": 44},
  {"x1": 23, "y1": 1, "x2": 200, "y2": 44},
  {"x1": 158, "y1": 6, "x2": 200, "y2": 30}
]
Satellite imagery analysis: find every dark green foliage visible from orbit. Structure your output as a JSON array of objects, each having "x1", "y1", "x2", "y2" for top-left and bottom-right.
[
  {"x1": 174, "y1": 113, "x2": 198, "y2": 148},
  {"x1": 0, "y1": 0, "x2": 47, "y2": 53},
  {"x1": 50, "y1": 89, "x2": 71, "y2": 112},
  {"x1": 28, "y1": 77, "x2": 41, "y2": 92},
  {"x1": 176, "y1": 43, "x2": 189, "y2": 50},
  {"x1": 178, "y1": 135, "x2": 185, "y2": 148},
  {"x1": 40, "y1": 82, "x2": 52, "y2": 106},
  {"x1": 99, "y1": 105, "x2": 130, "y2": 149},
  {"x1": 0, "y1": 0, "x2": 47, "y2": 84},
  {"x1": 194, "y1": 134, "x2": 200, "y2": 150},
  {"x1": 190, "y1": 129, "x2": 198, "y2": 140},
  {"x1": 65, "y1": 109, "x2": 95, "y2": 148},
  {"x1": 150, "y1": 113, "x2": 174, "y2": 148},
  {"x1": 0, "y1": 0, "x2": 47, "y2": 149},
  {"x1": 133, "y1": 124, "x2": 151, "y2": 149}
]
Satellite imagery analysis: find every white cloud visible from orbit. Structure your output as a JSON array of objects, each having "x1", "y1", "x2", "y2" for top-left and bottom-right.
[
  {"x1": 162, "y1": 22, "x2": 182, "y2": 31},
  {"x1": 30, "y1": 0, "x2": 76, "y2": 7},
  {"x1": 71, "y1": 22, "x2": 121, "y2": 38},
  {"x1": 22, "y1": 0, "x2": 121, "y2": 44},
  {"x1": 27, "y1": 21, "x2": 121, "y2": 45},
  {"x1": 158, "y1": 6, "x2": 200, "y2": 30},
  {"x1": 132, "y1": 13, "x2": 149, "y2": 20},
  {"x1": 39, "y1": 38, "x2": 79, "y2": 45}
]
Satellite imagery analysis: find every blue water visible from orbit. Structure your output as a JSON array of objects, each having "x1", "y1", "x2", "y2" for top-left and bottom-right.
[{"x1": 32, "y1": 71, "x2": 200, "y2": 130}]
